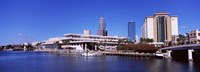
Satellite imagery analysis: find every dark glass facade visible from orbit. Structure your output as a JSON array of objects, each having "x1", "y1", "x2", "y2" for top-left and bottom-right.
[
  {"x1": 157, "y1": 16, "x2": 165, "y2": 42},
  {"x1": 97, "y1": 30, "x2": 107, "y2": 36},
  {"x1": 128, "y1": 21, "x2": 136, "y2": 41}
]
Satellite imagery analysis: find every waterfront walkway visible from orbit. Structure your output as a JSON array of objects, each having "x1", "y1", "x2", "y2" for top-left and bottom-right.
[
  {"x1": 101, "y1": 51, "x2": 156, "y2": 57},
  {"x1": 35, "y1": 49, "x2": 156, "y2": 57}
]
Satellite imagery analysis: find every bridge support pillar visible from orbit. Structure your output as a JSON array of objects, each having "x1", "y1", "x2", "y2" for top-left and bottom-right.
[
  {"x1": 84, "y1": 43, "x2": 87, "y2": 51},
  {"x1": 95, "y1": 45, "x2": 97, "y2": 51},
  {"x1": 188, "y1": 49, "x2": 194, "y2": 61},
  {"x1": 167, "y1": 50, "x2": 172, "y2": 58}
]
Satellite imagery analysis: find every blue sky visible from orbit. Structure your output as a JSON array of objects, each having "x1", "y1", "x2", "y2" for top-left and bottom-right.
[{"x1": 0, "y1": 0, "x2": 199, "y2": 45}]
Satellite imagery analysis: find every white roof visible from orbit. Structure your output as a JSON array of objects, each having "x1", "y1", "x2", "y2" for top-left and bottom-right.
[
  {"x1": 64, "y1": 33, "x2": 127, "y2": 39},
  {"x1": 48, "y1": 37, "x2": 68, "y2": 41}
]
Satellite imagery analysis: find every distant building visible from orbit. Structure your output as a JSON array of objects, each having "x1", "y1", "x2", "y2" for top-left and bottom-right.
[
  {"x1": 188, "y1": 29, "x2": 200, "y2": 44},
  {"x1": 84, "y1": 29, "x2": 91, "y2": 35},
  {"x1": 97, "y1": 17, "x2": 108, "y2": 36},
  {"x1": 171, "y1": 35, "x2": 179, "y2": 46},
  {"x1": 135, "y1": 35, "x2": 139, "y2": 43},
  {"x1": 128, "y1": 20, "x2": 136, "y2": 42},
  {"x1": 142, "y1": 12, "x2": 178, "y2": 43}
]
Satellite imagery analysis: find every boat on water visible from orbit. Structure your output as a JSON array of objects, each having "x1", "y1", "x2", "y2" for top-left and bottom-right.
[
  {"x1": 81, "y1": 52, "x2": 97, "y2": 56},
  {"x1": 155, "y1": 50, "x2": 165, "y2": 58},
  {"x1": 5, "y1": 49, "x2": 13, "y2": 51},
  {"x1": 155, "y1": 53, "x2": 164, "y2": 57},
  {"x1": 81, "y1": 49, "x2": 99, "y2": 56},
  {"x1": 155, "y1": 53, "x2": 165, "y2": 58}
]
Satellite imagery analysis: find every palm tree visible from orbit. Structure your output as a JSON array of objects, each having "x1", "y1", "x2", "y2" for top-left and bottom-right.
[
  {"x1": 140, "y1": 38, "x2": 154, "y2": 43},
  {"x1": 149, "y1": 39, "x2": 154, "y2": 43},
  {"x1": 140, "y1": 38, "x2": 145, "y2": 43}
]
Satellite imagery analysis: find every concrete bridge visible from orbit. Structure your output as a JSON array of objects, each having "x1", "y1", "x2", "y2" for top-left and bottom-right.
[{"x1": 160, "y1": 44, "x2": 200, "y2": 61}]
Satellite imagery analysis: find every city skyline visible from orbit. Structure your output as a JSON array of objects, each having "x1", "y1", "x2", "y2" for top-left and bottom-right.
[{"x1": 0, "y1": 0, "x2": 200, "y2": 45}]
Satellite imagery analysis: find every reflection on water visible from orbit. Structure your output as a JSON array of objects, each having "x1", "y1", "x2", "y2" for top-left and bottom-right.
[
  {"x1": 0, "y1": 51, "x2": 200, "y2": 72},
  {"x1": 189, "y1": 61, "x2": 194, "y2": 72}
]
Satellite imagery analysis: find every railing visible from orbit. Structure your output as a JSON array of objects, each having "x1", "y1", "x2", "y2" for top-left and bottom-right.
[{"x1": 36, "y1": 49, "x2": 84, "y2": 55}]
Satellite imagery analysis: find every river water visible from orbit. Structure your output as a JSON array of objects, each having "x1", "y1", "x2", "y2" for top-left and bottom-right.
[{"x1": 0, "y1": 51, "x2": 200, "y2": 72}]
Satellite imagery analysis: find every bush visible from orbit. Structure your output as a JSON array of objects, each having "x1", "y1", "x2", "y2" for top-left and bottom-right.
[{"x1": 116, "y1": 44, "x2": 158, "y2": 53}]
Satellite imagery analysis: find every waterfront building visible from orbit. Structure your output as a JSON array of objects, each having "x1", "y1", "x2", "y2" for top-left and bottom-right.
[
  {"x1": 41, "y1": 31, "x2": 127, "y2": 51},
  {"x1": 142, "y1": 12, "x2": 178, "y2": 43},
  {"x1": 187, "y1": 29, "x2": 200, "y2": 44},
  {"x1": 128, "y1": 20, "x2": 136, "y2": 42},
  {"x1": 97, "y1": 17, "x2": 108, "y2": 36},
  {"x1": 171, "y1": 35, "x2": 179, "y2": 46}
]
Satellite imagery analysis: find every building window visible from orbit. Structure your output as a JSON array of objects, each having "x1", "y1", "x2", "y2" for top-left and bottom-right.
[
  {"x1": 190, "y1": 34, "x2": 192, "y2": 37},
  {"x1": 198, "y1": 33, "x2": 200, "y2": 36},
  {"x1": 193, "y1": 33, "x2": 196, "y2": 35}
]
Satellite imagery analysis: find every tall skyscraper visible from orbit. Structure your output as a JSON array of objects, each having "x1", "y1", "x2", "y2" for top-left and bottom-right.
[
  {"x1": 142, "y1": 12, "x2": 178, "y2": 42},
  {"x1": 97, "y1": 17, "x2": 108, "y2": 36},
  {"x1": 128, "y1": 21, "x2": 136, "y2": 41}
]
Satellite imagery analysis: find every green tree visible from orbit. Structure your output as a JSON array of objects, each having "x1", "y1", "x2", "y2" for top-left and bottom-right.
[
  {"x1": 117, "y1": 39, "x2": 125, "y2": 46},
  {"x1": 116, "y1": 43, "x2": 158, "y2": 53},
  {"x1": 177, "y1": 34, "x2": 186, "y2": 45},
  {"x1": 140, "y1": 38, "x2": 154, "y2": 43},
  {"x1": 149, "y1": 39, "x2": 154, "y2": 42}
]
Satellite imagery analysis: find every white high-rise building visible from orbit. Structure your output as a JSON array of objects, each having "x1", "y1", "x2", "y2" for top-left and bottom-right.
[
  {"x1": 142, "y1": 17, "x2": 154, "y2": 39},
  {"x1": 142, "y1": 12, "x2": 179, "y2": 42},
  {"x1": 171, "y1": 16, "x2": 178, "y2": 35},
  {"x1": 84, "y1": 29, "x2": 91, "y2": 35}
]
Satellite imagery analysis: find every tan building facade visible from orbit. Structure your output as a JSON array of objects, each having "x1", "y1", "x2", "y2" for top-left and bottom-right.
[{"x1": 142, "y1": 12, "x2": 178, "y2": 43}]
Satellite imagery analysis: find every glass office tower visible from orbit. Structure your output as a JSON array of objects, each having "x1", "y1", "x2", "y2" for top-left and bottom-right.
[{"x1": 128, "y1": 21, "x2": 136, "y2": 41}]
